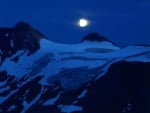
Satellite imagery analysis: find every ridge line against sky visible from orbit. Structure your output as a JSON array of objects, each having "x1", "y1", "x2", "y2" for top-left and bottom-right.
[{"x1": 0, "y1": 0, "x2": 150, "y2": 46}]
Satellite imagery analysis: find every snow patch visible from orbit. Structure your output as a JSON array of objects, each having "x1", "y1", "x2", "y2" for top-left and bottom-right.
[
  {"x1": 5, "y1": 33, "x2": 9, "y2": 37},
  {"x1": 58, "y1": 104, "x2": 82, "y2": 113},
  {"x1": 0, "y1": 86, "x2": 10, "y2": 93},
  {"x1": 0, "y1": 88, "x2": 18, "y2": 104},
  {"x1": 0, "y1": 81, "x2": 6, "y2": 86},
  {"x1": 77, "y1": 89, "x2": 88, "y2": 99},
  {"x1": 22, "y1": 86, "x2": 46, "y2": 113},
  {"x1": 47, "y1": 66, "x2": 101, "y2": 91},
  {"x1": 10, "y1": 40, "x2": 14, "y2": 48},
  {"x1": 0, "y1": 49, "x2": 3, "y2": 55},
  {"x1": 8, "y1": 105, "x2": 16, "y2": 111},
  {"x1": 43, "y1": 92, "x2": 62, "y2": 106}
]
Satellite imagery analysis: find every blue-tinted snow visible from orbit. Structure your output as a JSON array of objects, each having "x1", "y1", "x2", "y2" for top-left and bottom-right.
[
  {"x1": 0, "y1": 97, "x2": 6, "y2": 104},
  {"x1": 58, "y1": 104, "x2": 82, "y2": 113},
  {"x1": 126, "y1": 51, "x2": 150, "y2": 62},
  {"x1": 77, "y1": 89, "x2": 88, "y2": 99},
  {"x1": 8, "y1": 105, "x2": 17, "y2": 111},
  {"x1": 5, "y1": 33, "x2": 9, "y2": 37},
  {"x1": 0, "y1": 39, "x2": 150, "y2": 91},
  {"x1": 0, "y1": 49, "x2": 3, "y2": 55},
  {"x1": 10, "y1": 40, "x2": 14, "y2": 48},
  {"x1": 0, "y1": 81, "x2": 6, "y2": 86},
  {"x1": 123, "y1": 103, "x2": 133, "y2": 112},
  {"x1": 43, "y1": 92, "x2": 62, "y2": 106},
  {"x1": 22, "y1": 86, "x2": 46, "y2": 113},
  {"x1": 0, "y1": 86, "x2": 10, "y2": 93},
  {"x1": 0, "y1": 88, "x2": 18, "y2": 104}
]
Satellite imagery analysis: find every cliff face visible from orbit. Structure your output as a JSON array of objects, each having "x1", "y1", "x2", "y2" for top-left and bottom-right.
[
  {"x1": 81, "y1": 61, "x2": 150, "y2": 113},
  {"x1": 0, "y1": 22, "x2": 45, "y2": 63}
]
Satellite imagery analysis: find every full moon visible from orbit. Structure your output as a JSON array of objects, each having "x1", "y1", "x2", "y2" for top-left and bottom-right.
[{"x1": 78, "y1": 18, "x2": 89, "y2": 27}]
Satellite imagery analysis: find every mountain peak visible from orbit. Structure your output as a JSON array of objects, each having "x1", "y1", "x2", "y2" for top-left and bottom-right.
[
  {"x1": 81, "y1": 32, "x2": 116, "y2": 45},
  {"x1": 13, "y1": 21, "x2": 45, "y2": 40},
  {"x1": 81, "y1": 32, "x2": 107, "y2": 42},
  {"x1": 0, "y1": 22, "x2": 45, "y2": 62},
  {"x1": 14, "y1": 21, "x2": 33, "y2": 30}
]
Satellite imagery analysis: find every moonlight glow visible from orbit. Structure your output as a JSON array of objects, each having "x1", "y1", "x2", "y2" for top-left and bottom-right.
[{"x1": 78, "y1": 18, "x2": 89, "y2": 27}]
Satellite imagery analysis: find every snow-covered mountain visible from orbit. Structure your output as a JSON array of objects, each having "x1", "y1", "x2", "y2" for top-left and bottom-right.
[{"x1": 0, "y1": 22, "x2": 150, "y2": 113}]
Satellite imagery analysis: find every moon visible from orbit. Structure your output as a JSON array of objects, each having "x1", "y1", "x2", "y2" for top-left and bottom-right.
[{"x1": 77, "y1": 18, "x2": 89, "y2": 28}]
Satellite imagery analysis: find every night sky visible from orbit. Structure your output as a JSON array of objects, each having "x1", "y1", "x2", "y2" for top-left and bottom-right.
[{"x1": 0, "y1": 0, "x2": 150, "y2": 46}]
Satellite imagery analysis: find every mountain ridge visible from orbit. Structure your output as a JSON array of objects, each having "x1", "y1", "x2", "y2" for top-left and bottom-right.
[{"x1": 0, "y1": 22, "x2": 150, "y2": 113}]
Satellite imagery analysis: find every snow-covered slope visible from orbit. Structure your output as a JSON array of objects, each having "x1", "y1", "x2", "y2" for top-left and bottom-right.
[{"x1": 0, "y1": 22, "x2": 150, "y2": 113}]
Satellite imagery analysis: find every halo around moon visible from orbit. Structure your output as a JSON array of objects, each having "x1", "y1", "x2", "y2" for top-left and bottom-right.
[{"x1": 77, "y1": 18, "x2": 89, "y2": 28}]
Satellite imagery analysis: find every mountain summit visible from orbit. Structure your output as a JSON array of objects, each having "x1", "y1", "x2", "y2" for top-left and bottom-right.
[
  {"x1": 13, "y1": 21, "x2": 45, "y2": 41},
  {"x1": 0, "y1": 23, "x2": 150, "y2": 113},
  {"x1": 81, "y1": 32, "x2": 114, "y2": 43},
  {"x1": 0, "y1": 22, "x2": 45, "y2": 63},
  {"x1": 81, "y1": 32, "x2": 108, "y2": 42}
]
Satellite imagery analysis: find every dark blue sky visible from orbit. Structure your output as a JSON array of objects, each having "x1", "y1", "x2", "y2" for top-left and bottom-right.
[{"x1": 0, "y1": 0, "x2": 150, "y2": 46}]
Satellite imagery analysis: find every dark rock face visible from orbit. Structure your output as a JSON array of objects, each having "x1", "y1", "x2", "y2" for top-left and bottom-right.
[
  {"x1": 81, "y1": 32, "x2": 115, "y2": 44},
  {"x1": 0, "y1": 22, "x2": 45, "y2": 63},
  {"x1": 82, "y1": 61, "x2": 150, "y2": 113}
]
